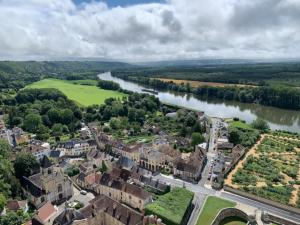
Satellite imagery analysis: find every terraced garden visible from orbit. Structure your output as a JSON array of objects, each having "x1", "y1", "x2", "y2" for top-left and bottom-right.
[{"x1": 225, "y1": 133, "x2": 300, "y2": 208}]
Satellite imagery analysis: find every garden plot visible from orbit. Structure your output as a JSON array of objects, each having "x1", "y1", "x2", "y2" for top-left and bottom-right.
[{"x1": 225, "y1": 133, "x2": 300, "y2": 208}]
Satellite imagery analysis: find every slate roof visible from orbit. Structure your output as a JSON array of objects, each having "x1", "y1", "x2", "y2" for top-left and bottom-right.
[{"x1": 40, "y1": 155, "x2": 52, "y2": 168}]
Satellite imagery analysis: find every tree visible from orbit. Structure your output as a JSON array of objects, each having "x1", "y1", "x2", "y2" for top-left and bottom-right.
[
  {"x1": 0, "y1": 193, "x2": 7, "y2": 211},
  {"x1": 47, "y1": 108, "x2": 60, "y2": 124},
  {"x1": 23, "y1": 113, "x2": 42, "y2": 133},
  {"x1": 14, "y1": 153, "x2": 40, "y2": 179},
  {"x1": 52, "y1": 123, "x2": 63, "y2": 137},
  {"x1": 0, "y1": 211, "x2": 24, "y2": 225},
  {"x1": 98, "y1": 161, "x2": 108, "y2": 173},
  {"x1": 0, "y1": 139, "x2": 11, "y2": 158},
  {"x1": 191, "y1": 132, "x2": 205, "y2": 147},
  {"x1": 61, "y1": 109, "x2": 74, "y2": 125},
  {"x1": 251, "y1": 118, "x2": 269, "y2": 131}
]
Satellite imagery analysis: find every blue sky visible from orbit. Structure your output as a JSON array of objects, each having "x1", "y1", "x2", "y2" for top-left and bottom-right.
[{"x1": 73, "y1": 0, "x2": 165, "y2": 7}]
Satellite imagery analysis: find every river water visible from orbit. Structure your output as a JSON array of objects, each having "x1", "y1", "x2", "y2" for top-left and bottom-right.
[{"x1": 98, "y1": 72, "x2": 300, "y2": 132}]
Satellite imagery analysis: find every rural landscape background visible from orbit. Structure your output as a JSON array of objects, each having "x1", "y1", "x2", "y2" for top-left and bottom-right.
[{"x1": 0, "y1": 1, "x2": 300, "y2": 225}]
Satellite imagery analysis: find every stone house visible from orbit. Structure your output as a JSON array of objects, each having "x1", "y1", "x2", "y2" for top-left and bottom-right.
[
  {"x1": 25, "y1": 140, "x2": 51, "y2": 160},
  {"x1": 21, "y1": 156, "x2": 73, "y2": 209},
  {"x1": 53, "y1": 195, "x2": 165, "y2": 225},
  {"x1": 77, "y1": 172, "x2": 152, "y2": 211},
  {"x1": 173, "y1": 147, "x2": 206, "y2": 182},
  {"x1": 55, "y1": 139, "x2": 97, "y2": 156}
]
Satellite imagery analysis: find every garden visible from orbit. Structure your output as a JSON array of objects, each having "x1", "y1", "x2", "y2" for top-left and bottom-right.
[
  {"x1": 145, "y1": 187, "x2": 194, "y2": 225},
  {"x1": 227, "y1": 133, "x2": 300, "y2": 208}
]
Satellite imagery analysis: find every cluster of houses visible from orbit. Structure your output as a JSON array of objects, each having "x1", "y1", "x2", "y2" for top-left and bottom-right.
[
  {"x1": 211, "y1": 122, "x2": 246, "y2": 189},
  {"x1": 1, "y1": 114, "x2": 209, "y2": 225},
  {"x1": 108, "y1": 134, "x2": 207, "y2": 183}
]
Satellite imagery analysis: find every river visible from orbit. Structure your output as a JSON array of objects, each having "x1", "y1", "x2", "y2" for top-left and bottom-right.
[{"x1": 98, "y1": 72, "x2": 300, "y2": 132}]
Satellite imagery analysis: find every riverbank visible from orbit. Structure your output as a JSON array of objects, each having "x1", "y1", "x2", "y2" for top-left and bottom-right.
[{"x1": 98, "y1": 72, "x2": 300, "y2": 132}]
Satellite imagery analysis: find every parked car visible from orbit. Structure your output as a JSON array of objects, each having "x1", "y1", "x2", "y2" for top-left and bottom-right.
[{"x1": 80, "y1": 190, "x2": 87, "y2": 195}]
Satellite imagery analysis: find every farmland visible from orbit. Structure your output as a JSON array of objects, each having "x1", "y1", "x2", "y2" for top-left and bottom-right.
[
  {"x1": 225, "y1": 133, "x2": 300, "y2": 208},
  {"x1": 25, "y1": 79, "x2": 126, "y2": 106},
  {"x1": 155, "y1": 78, "x2": 254, "y2": 88}
]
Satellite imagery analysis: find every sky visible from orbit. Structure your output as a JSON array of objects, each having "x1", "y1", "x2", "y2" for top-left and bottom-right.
[{"x1": 0, "y1": 0, "x2": 300, "y2": 62}]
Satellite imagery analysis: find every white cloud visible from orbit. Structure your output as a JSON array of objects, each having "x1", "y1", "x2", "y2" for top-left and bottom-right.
[{"x1": 0, "y1": 0, "x2": 299, "y2": 61}]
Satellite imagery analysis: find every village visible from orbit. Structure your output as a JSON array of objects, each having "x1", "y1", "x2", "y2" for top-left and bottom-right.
[{"x1": 0, "y1": 107, "x2": 252, "y2": 225}]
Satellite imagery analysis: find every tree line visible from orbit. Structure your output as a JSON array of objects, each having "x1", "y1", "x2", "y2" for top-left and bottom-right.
[{"x1": 112, "y1": 73, "x2": 300, "y2": 110}]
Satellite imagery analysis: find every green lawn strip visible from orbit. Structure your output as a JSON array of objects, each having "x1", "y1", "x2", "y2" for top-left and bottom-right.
[
  {"x1": 145, "y1": 187, "x2": 194, "y2": 225},
  {"x1": 25, "y1": 79, "x2": 126, "y2": 106},
  {"x1": 196, "y1": 196, "x2": 236, "y2": 225},
  {"x1": 229, "y1": 121, "x2": 254, "y2": 130}
]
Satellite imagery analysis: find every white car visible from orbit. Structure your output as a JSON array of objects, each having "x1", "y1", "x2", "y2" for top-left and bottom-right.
[{"x1": 80, "y1": 190, "x2": 87, "y2": 195}]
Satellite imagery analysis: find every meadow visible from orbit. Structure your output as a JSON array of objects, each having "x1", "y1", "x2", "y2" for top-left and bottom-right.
[{"x1": 25, "y1": 79, "x2": 126, "y2": 106}]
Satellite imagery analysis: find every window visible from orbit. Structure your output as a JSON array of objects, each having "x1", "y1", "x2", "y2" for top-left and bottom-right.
[
  {"x1": 41, "y1": 197, "x2": 45, "y2": 202},
  {"x1": 58, "y1": 184, "x2": 63, "y2": 192}
]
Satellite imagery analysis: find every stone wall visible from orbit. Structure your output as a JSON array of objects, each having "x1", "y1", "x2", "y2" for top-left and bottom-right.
[
  {"x1": 224, "y1": 186, "x2": 300, "y2": 215},
  {"x1": 261, "y1": 213, "x2": 299, "y2": 225},
  {"x1": 211, "y1": 208, "x2": 249, "y2": 225}
]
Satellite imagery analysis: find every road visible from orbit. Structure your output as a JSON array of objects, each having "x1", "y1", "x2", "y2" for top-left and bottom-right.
[{"x1": 153, "y1": 117, "x2": 300, "y2": 225}]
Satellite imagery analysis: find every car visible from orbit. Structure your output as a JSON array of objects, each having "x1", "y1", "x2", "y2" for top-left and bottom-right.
[{"x1": 80, "y1": 190, "x2": 87, "y2": 195}]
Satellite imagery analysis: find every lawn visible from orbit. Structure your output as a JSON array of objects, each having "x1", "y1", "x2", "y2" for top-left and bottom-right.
[
  {"x1": 25, "y1": 79, "x2": 126, "y2": 106},
  {"x1": 145, "y1": 187, "x2": 194, "y2": 225},
  {"x1": 196, "y1": 196, "x2": 236, "y2": 225},
  {"x1": 229, "y1": 120, "x2": 253, "y2": 130}
]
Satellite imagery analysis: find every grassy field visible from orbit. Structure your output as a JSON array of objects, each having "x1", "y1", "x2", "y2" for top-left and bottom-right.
[
  {"x1": 145, "y1": 187, "x2": 194, "y2": 225},
  {"x1": 229, "y1": 120, "x2": 254, "y2": 130},
  {"x1": 25, "y1": 79, "x2": 126, "y2": 106},
  {"x1": 156, "y1": 78, "x2": 255, "y2": 88},
  {"x1": 196, "y1": 196, "x2": 236, "y2": 225}
]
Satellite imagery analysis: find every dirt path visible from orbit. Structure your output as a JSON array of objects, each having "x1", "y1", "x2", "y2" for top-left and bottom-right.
[
  {"x1": 289, "y1": 161, "x2": 300, "y2": 206},
  {"x1": 224, "y1": 134, "x2": 266, "y2": 188}
]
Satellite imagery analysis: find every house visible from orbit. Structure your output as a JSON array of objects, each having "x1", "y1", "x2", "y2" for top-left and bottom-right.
[
  {"x1": 6, "y1": 200, "x2": 28, "y2": 212},
  {"x1": 21, "y1": 156, "x2": 73, "y2": 209},
  {"x1": 140, "y1": 176, "x2": 170, "y2": 194},
  {"x1": 77, "y1": 172, "x2": 152, "y2": 211},
  {"x1": 12, "y1": 127, "x2": 29, "y2": 146},
  {"x1": 55, "y1": 139, "x2": 97, "y2": 156},
  {"x1": 53, "y1": 195, "x2": 165, "y2": 225},
  {"x1": 36, "y1": 202, "x2": 58, "y2": 225},
  {"x1": 86, "y1": 149, "x2": 105, "y2": 167},
  {"x1": 217, "y1": 142, "x2": 234, "y2": 151},
  {"x1": 112, "y1": 141, "x2": 141, "y2": 163},
  {"x1": 26, "y1": 140, "x2": 51, "y2": 160},
  {"x1": 116, "y1": 156, "x2": 135, "y2": 171},
  {"x1": 80, "y1": 127, "x2": 91, "y2": 139},
  {"x1": 173, "y1": 148, "x2": 206, "y2": 182}
]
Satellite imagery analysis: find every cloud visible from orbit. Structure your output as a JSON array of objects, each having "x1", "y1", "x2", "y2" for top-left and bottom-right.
[{"x1": 0, "y1": 0, "x2": 299, "y2": 61}]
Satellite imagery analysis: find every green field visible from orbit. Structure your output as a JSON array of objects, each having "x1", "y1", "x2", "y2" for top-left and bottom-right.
[
  {"x1": 25, "y1": 79, "x2": 126, "y2": 106},
  {"x1": 229, "y1": 120, "x2": 253, "y2": 130},
  {"x1": 196, "y1": 196, "x2": 236, "y2": 225}
]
